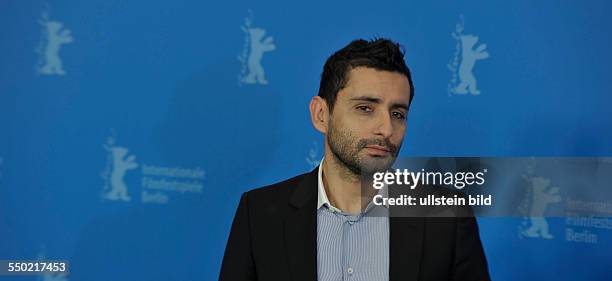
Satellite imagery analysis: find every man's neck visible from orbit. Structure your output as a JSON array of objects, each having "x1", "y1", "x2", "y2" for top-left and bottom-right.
[{"x1": 321, "y1": 153, "x2": 375, "y2": 215}]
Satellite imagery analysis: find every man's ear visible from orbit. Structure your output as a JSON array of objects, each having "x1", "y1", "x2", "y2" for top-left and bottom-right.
[{"x1": 309, "y1": 96, "x2": 329, "y2": 134}]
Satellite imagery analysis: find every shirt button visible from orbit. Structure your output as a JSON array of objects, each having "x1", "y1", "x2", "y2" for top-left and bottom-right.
[{"x1": 347, "y1": 267, "x2": 354, "y2": 274}]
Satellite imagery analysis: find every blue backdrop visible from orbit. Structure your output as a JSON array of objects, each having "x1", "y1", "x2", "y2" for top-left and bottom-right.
[{"x1": 1, "y1": 0, "x2": 611, "y2": 280}]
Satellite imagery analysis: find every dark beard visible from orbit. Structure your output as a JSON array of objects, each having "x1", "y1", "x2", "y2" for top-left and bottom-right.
[{"x1": 327, "y1": 119, "x2": 400, "y2": 176}]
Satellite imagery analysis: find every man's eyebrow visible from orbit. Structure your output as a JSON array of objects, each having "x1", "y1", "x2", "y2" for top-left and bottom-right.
[
  {"x1": 350, "y1": 96, "x2": 409, "y2": 111},
  {"x1": 391, "y1": 102, "x2": 409, "y2": 111},
  {"x1": 350, "y1": 96, "x2": 381, "y2": 103}
]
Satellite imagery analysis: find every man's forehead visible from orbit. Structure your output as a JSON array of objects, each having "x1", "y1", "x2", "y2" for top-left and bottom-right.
[{"x1": 340, "y1": 69, "x2": 411, "y2": 105}]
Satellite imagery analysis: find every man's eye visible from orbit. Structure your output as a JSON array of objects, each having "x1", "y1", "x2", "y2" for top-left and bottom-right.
[
  {"x1": 392, "y1": 111, "x2": 406, "y2": 120},
  {"x1": 356, "y1": 106, "x2": 372, "y2": 112}
]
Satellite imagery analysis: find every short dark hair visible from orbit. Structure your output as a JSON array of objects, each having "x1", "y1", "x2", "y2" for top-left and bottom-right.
[{"x1": 317, "y1": 38, "x2": 414, "y2": 112}]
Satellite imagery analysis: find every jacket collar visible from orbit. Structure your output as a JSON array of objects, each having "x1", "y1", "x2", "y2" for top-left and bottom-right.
[{"x1": 285, "y1": 166, "x2": 319, "y2": 281}]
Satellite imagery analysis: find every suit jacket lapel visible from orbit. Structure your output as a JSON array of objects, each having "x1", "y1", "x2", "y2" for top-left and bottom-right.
[
  {"x1": 389, "y1": 214, "x2": 425, "y2": 281},
  {"x1": 284, "y1": 167, "x2": 318, "y2": 281}
]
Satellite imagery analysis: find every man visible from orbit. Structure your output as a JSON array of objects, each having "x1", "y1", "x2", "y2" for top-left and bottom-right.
[{"x1": 219, "y1": 38, "x2": 491, "y2": 281}]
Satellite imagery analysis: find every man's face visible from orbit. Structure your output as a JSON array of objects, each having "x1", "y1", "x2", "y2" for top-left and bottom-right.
[{"x1": 327, "y1": 67, "x2": 412, "y2": 175}]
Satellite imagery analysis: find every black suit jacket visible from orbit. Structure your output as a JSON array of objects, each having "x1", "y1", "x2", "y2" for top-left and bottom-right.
[{"x1": 219, "y1": 167, "x2": 491, "y2": 281}]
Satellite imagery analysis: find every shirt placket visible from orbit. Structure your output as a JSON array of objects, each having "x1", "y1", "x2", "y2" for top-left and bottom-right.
[{"x1": 342, "y1": 214, "x2": 360, "y2": 281}]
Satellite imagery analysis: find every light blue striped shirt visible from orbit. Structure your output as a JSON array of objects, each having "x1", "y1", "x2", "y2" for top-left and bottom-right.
[{"x1": 316, "y1": 159, "x2": 389, "y2": 281}]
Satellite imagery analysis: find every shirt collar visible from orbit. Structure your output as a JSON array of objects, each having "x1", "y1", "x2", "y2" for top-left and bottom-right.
[
  {"x1": 317, "y1": 157, "x2": 343, "y2": 212},
  {"x1": 317, "y1": 157, "x2": 389, "y2": 212}
]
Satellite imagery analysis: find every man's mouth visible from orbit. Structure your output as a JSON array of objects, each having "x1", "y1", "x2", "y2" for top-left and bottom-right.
[{"x1": 364, "y1": 145, "x2": 392, "y2": 156}]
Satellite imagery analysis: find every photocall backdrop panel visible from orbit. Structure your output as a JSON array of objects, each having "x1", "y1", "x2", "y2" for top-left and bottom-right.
[{"x1": 1, "y1": 0, "x2": 611, "y2": 280}]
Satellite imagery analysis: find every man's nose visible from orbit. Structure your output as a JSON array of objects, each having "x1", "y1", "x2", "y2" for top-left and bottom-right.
[{"x1": 373, "y1": 112, "x2": 393, "y2": 138}]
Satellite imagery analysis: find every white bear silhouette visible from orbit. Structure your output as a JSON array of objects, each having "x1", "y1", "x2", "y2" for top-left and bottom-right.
[
  {"x1": 305, "y1": 141, "x2": 320, "y2": 169},
  {"x1": 104, "y1": 145, "x2": 138, "y2": 201},
  {"x1": 453, "y1": 34, "x2": 488, "y2": 95},
  {"x1": 39, "y1": 20, "x2": 73, "y2": 76},
  {"x1": 522, "y1": 177, "x2": 561, "y2": 239},
  {"x1": 241, "y1": 27, "x2": 275, "y2": 85}
]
